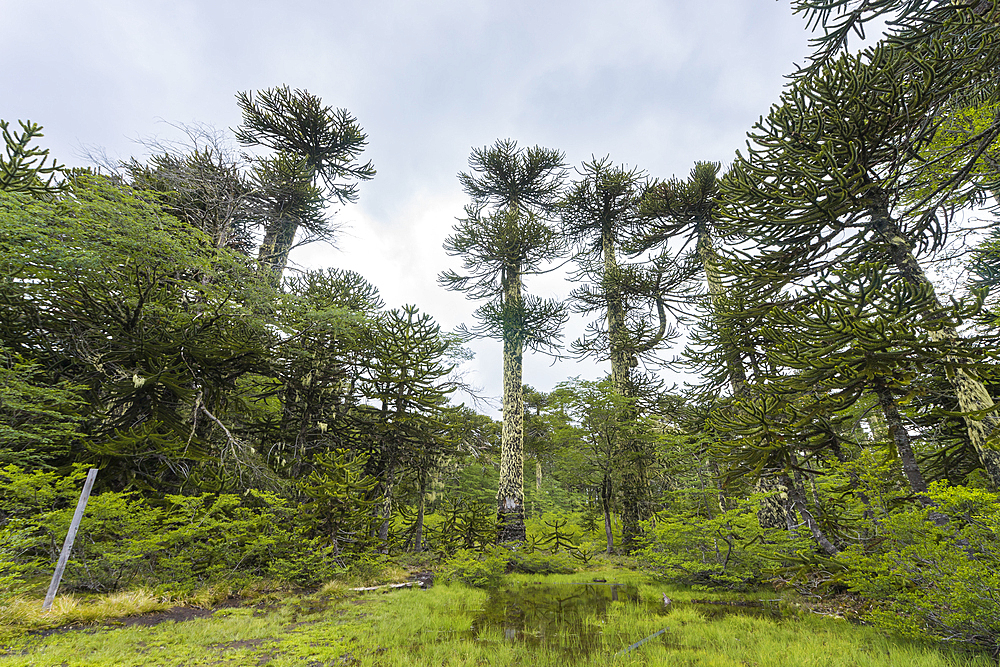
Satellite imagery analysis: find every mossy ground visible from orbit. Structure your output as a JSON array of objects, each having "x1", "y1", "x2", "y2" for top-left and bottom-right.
[{"x1": 0, "y1": 570, "x2": 993, "y2": 666}]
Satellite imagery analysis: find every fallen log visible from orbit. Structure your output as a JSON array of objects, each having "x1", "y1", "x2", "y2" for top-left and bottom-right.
[{"x1": 350, "y1": 581, "x2": 424, "y2": 592}]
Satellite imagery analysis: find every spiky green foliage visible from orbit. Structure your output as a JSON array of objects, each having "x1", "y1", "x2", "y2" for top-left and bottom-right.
[
  {"x1": 362, "y1": 304, "x2": 458, "y2": 552},
  {"x1": 235, "y1": 86, "x2": 375, "y2": 282},
  {"x1": 0, "y1": 119, "x2": 64, "y2": 197},
  {"x1": 719, "y1": 42, "x2": 1000, "y2": 489},
  {"x1": 252, "y1": 268, "x2": 382, "y2": 479},
  {"x1": 792, "y1": 0, "x2": 999, "y2": 75}
]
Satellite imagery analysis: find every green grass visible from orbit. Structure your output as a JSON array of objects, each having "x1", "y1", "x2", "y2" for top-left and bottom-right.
[{"x1": 1, "y1": 570, "x2": 993, "y2": 666}]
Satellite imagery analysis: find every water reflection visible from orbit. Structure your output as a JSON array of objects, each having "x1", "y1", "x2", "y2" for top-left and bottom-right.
[
  {"x1": 468, "y1": 582, "x2": 637, "y2": 656},
  {"x1": 465, "y1": 582, "x2": 792, "y2": 657}
]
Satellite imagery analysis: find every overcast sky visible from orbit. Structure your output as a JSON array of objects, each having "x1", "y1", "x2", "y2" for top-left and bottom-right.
[{"x1": 3, "y1": 0, "x2": 819, "y2": 415}]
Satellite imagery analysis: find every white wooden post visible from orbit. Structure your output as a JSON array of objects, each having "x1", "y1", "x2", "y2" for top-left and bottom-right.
[{"x1": 42, "y1": 468, "x2": 98, "y2": 611}]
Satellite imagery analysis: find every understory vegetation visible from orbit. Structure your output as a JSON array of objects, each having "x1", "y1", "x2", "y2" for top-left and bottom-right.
[{"x1": 3, "y1": 0, "x2": 1000, "y2": 663}]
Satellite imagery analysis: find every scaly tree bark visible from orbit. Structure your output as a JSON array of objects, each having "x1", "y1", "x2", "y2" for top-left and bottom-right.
[{"x1": 440, "y1": 139, "x2": 568, "y2": 543}]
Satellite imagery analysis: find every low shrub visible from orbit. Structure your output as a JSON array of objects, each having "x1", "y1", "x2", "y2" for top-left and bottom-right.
[
  {"x1": 440, "y1": 547, "x2": 507, "y2": 589},
  {"x1": 508, "y1": 549, "x2": 576, "y2": 575},
  {"x1": 637, "y1": 494, "x2": 814, "y2": 590},
  {"x1": 839, "y1": 483, "x2": 1000, "y2": 656},
  {"x1": 0, "y1": 465, "x2": 346, "y2": 594}
]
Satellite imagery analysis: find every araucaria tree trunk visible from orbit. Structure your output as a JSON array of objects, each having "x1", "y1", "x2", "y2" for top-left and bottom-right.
[
  {"x1": 257, "y1": 213, "x2": 299, "y2": 287},
  {"x1": 497, "y1": 266, "x2": 527, "y2": 543},
  {"x1": 605, "y1": 233, "x2": 647, "y2": 548},
  {"x1": 870, "y1": 198, "x2": 1000, "y2": 489}
]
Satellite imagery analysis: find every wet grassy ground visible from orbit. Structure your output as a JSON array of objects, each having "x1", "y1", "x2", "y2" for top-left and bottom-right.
[{"x1": 1, "y1": 571, "x2": 993, "y2": 666}]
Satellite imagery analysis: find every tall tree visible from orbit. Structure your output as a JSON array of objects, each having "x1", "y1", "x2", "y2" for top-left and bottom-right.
[
  {"x1": 560, "y1": 157, "x2": 680, "y2": 547},
  {"x1": 641, "y1": 162, "x2": 799, "y2": 531},
  {"x1": 235, "y1": 86, "x2": 375, "y2": 284},
  {"x1": 719, "y1": 44, "x2": 1000, "y2": 487},
  {"x1": 439, "y1": 139, "x2": 568, "y2": 543}
]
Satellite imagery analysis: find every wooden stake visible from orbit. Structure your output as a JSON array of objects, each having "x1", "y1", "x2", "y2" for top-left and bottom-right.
[{"x1": 42, "y1": 468, "x2": 98, "y2": 610}]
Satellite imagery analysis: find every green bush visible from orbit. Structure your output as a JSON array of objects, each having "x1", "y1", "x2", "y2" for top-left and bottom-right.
[
  {"x1": 637, "y1": 494, "x2": 814, "y2": 590},
  {"x1": 0, "y1": 465, "x2": 345, "y2": 593},
  {"x1": 0, "y1": 521, "x2": 40, "y2": 602},
  {"x1": 508, "y1": 549, "x2": 576, "y2": 575},
  {"x1": 839, "y1": 483, "x2": 1000, "y2": 655},
  {"x1": 440, "y1": 547, "x2": 507, "y2": 589}
]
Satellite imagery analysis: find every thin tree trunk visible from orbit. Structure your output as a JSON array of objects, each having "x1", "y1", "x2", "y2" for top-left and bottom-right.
[
  {"x1": 378, "y1": 465, "x2": 395, "y2": 550},
  {"x1": 872, "y1": 377, "x2": 930, "y2": 494},
  {"x1": 782, "y1": 474, "x2": 840, "y2": 556},
  {"x1": 601, "y1": 473, "x2": 615, "y2": 555},
  {"x1": 413, "y1": 473, "x2": 426, "y2": 553},
  {"x1": 604, "y1": 229, "x2": 648, "y2": 550}
]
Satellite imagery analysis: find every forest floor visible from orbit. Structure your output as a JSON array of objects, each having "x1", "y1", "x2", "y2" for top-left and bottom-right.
[{"x1": 0, "y1": 570, "x2": 993, "y2": 667}]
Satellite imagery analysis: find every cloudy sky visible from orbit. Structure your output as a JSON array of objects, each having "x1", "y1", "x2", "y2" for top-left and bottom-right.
[{"x1": 3, "y1": 0, "x2": 820, "y2": 414}]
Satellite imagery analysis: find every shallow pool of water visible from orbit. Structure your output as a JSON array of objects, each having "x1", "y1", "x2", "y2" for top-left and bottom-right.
[{"x1": 464, "y1": 582, "x2": 793, "y2": 656}]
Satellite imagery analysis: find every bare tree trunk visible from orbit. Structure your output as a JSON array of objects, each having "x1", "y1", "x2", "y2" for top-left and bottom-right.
[
  {"x1": 413, "y1": 473, "x2": 426, "y2": 553},
  {"x1": 601, "y1": 473, "x2": 615, "y2": 555},
  {"x1": 783, "y1": 474, "x2": 839, "y2": 556},
  {"x1": 872, "y1": 378, "x2": 930, "y2": 494},
  {"x1": 604, "y1": 231, "x2": 649, "y2": 550},
  {"x1": 378, "y1": 465, "x2": 395, "y2": 550},
  {"x1": 497, "y1": 267, "x2": 526, "y2": 544}
]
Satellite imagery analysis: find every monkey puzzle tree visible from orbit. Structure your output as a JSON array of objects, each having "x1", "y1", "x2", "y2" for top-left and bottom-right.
[
  {"x1": 439, "y1": 139, "x2": 568, "y2": 543},
  {"x1": 560, "y1": 157, "x2": 683, "y2": 547},
  {"x1": 360, "y1": 304, "x2": 457, "y2": 552},
  {"x1": 720, "y1": 43, "x2": 1000, "y2": 488},
  {"x1": 641, "y1": 162, "x2": 802, "y2": 530},
  {"x1": 235, "y1": 86, "x2": 375, "y2": 285}
]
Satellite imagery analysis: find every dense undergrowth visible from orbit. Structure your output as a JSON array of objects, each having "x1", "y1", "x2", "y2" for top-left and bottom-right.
[{"x1": 2, "y1": 464, "x2": 999, "y2": 661}]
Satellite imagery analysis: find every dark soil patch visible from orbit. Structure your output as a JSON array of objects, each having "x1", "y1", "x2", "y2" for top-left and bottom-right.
[
  {"x1": 110, "y1": 597, "x2": 255, "y2": 629},
  {"x1": 114, "y1": 606, "x2": 216, "y2": 628}
]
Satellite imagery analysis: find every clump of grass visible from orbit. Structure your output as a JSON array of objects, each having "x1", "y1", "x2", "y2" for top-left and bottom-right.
[{"x1": 3, "y1": 589, "x2": 168, "y2": 631}]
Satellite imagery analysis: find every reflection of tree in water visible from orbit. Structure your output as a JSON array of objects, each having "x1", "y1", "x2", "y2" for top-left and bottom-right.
[{"x1": 470, "y1": 583, "x2": 639, "y2": 655}]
